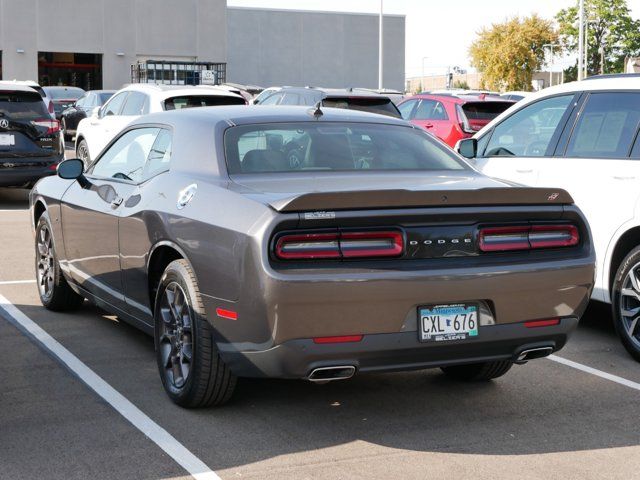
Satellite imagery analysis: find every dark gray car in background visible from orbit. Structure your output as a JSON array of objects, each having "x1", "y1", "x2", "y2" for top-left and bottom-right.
[{"x1": 30, "y1": 106, "x2": 595, "y2": 408}]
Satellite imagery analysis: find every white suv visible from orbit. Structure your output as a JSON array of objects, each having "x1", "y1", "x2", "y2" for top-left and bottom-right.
[
  {"x1": 457, "y1": 75, "x2": 640, "y2": 360},
  {"x1": 75, "y1": 84, "x2": 246, "y2": 164}
]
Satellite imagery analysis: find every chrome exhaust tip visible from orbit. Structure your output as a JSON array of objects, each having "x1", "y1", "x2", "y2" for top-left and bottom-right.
[
  {"x1": 308, "y1": 365, "x2": 356, "y2": 383},
  {"x1": 515, "y1": 346, "x2": 554, "y2": 364}
]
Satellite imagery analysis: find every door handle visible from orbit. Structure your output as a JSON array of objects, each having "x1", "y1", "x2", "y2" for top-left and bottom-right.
[
  {"x1": 424, "y1": 123, "x2": 434, "y2": 128},
  {"x1": 111, "y1": 197, "x2": 123, "y2": 209},
  {"x1": 516, "y1": 169, "x2": 533, "y2": 174},
  {"x1": 613, "y1": 176, "x2": 635, "y2": 180}
]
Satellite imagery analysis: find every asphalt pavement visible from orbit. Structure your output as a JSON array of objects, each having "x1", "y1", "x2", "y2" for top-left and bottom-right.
[{"x1": 1, "y1": 186, "x2": 639, "y2": 480}]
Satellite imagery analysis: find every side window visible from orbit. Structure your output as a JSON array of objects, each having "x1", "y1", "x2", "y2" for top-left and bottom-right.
[
  {"x1": 142, "y1": 129, "x2": 172, "y2": 181},
  {"x1": 260, "y1": 93, "x2": 283, "y2": 105},
  {"x1": 280, "y1": 93, "x2": 301, "y2": 105},
  {"x1": 567, "y1": 92, "x2": 640, "y2": 159},
  {"x1": 398, "y1": 100, "x2": 418, "y2": 120},
  {"x1": 89, "y1": 128, "x2": 160, "y2": 183},
  {"x1": 121, "y1": 92, "x2": 148, "y2": 116},
  {"x1": 102, "y1": 92, "x2": 128, "y2": 117},
  {"x1": 483, "y1": 94, "x2": 574, "y2": 157},
  {"x1": 414, "y1": 100, "x2": 448, "y2": 120},
  {"x1": 75, "y1": 95, "x2": 87, "y2": 108}
]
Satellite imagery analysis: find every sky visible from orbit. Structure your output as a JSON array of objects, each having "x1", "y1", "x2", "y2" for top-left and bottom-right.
[{"x1": 228, "y1": 0, "x2": 640, "y2": 78}]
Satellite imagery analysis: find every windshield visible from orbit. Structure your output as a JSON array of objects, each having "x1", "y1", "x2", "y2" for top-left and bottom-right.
[
  {"x1": 164, "y1": 95, "x2": 245, "y2": 110},
  {"x1": 0, "y1": 91, "x2": 49, "y2": 120},
  {"x1": 225, "y1": 122, "x2": 468, "y2": 174},
  {"x1": 98, "y1": 92, "x2": 114, "y2": 105},
  {"x1": 45, "y1": 87, "x2": 85, "y2": 100},
  {"x1": 322, "y1": 97, "x2": 401, "y2": 118}
]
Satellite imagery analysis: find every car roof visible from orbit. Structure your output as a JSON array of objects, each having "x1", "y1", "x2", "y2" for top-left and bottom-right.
[
  {"x1": 120, "y1": 83, "x2": 244, "y2": 100},
  {"x1": 404, "y1": 93, "x2": 512, "y2": 105},
  {"x1": 133, "y1": 105, "x2": 411, "y2": 128},
  {"x1": 43, "y1": 86, "x2": 84, "y2": 90},
  {"x1": 277, "y1": 86, "x2": 393, "y2": 99},
  {"x1": 0, "y1": 81, "x2": 40, "y2": 94}
]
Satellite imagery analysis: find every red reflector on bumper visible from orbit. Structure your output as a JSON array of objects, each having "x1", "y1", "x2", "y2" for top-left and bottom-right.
[
  {"x1": 313, "y1": 335, "x2": 363, "y2": 344},
  {"x1": 524, "y1": 318, "x2": 560, "y2": 328},
  {"x1": 216, "y1": 308, "x2": 238, "y2": 320}
]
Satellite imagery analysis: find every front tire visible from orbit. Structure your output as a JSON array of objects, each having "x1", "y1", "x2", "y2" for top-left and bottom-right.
[
  {"x1": 35, "y1": 213, "x2": 84, "y2": 311},
  {"x1": 612, "y1": 246, "x2": 640, "y2": 361},
  {"x1": 441, "y1": 360, "x2": 513, "y2": 381},
  {"x1": 154, "y1": 259, "x2": 237, "y2": 408}
]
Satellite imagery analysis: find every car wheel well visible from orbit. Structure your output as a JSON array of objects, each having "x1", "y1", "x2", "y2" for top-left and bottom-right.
[
  {"x1": 148, "y1": 246, "x2": 183, "y2": 309},
  {"x1": 33, "y1": 201, "x2": 46, "y2": 226},
  {"x1": 609, "y1": 226, "x2": 640, "y2": 292}
]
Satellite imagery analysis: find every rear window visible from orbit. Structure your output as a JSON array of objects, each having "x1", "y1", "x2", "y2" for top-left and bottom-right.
[
  {"x1": 164, "y1": 95, "x2": 245, "y2": 110},
  {"x1": 46, "y1": 87, "x2": 85, "y2": 100},
  {"x1": 0, "y1": 91, "x2": 49, "y2": 120},
  {"x1": 322, "y1": 97, "x2": 401, "y2": 118},
  {"x1": 225, "y1": 122, "x2": 467, "y2": 174},
  {"x1": 461, "y1": 102, "x2": 514, "y2": 121}
]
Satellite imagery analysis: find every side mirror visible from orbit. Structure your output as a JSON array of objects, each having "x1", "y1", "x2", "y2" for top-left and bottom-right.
[
  {"x1": 91, "y1": 106, "x2": 100, "y2": 118},
  {"x1": 57, "y1": 159, "x2": 84, "y2": 180},
  {"x1": 456, "y1": 138, "x2": 478, "y2": 159}
]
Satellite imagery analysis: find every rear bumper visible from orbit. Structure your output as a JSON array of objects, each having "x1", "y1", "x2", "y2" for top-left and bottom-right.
[
  {"x1": 220, "y1": 317, "x2": 578, "y2": 378},
  {"x1": 0, "y1": 159, "x2": 61, "y2": 187}
]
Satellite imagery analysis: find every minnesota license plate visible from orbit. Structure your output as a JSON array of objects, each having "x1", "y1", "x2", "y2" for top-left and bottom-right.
[
  {"x1": 419, "y1": 304, "x2": 478, "y2": 342},
  {"x1": 0, "y1": 134, "x2": 15, "y2": 146}
]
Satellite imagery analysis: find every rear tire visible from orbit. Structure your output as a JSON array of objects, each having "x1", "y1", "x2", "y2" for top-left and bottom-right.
[
  {"x1": 35, "y1": 213, "x2": 84, "y2": 311},
  {"x1": 611, "y1": 246, "x2": 640, "y2": 362},
  {"x1": 76, "y1": 139, "x2": 90, "y2": 167},
  {"x1": 154, "y1": 259, "x2": 237, "y2": 408},
  {"x1": 441, "y1": 360, "x2": 513, "y2": 381}
]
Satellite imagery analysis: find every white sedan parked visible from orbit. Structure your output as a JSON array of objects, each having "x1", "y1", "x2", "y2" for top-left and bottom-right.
[
  {"x1": 457, "y1": 74, "x2": 640, "y2": 361},
  {"x1": 75, "y1": 84, "x2": 246, "y2": 164}
]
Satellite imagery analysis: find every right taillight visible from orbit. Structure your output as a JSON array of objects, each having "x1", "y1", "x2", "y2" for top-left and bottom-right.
[
  {"x1": 479, "y1": 224, "x2": 579, "y2": 252},
  {"x1": 456, "y1": 104, "x2": 475, "y2": 134}
]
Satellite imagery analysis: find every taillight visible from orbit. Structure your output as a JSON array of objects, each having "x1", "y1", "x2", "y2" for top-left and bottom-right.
[
  {"x1": 456, "y1": 104, "x2": 475, "y2": 134},
  {"x1": 31, "y1": 119, "x2": 60, "y2": 135},
  {"x1": 479, "y1": 225, "x2": 579, "y2": 252},
  {"x1": 274, "y1": 230, "x2": 404, "y2": 260},
  {"x1": 48, "y1": 101, "x2": 55, "y2": 115}
]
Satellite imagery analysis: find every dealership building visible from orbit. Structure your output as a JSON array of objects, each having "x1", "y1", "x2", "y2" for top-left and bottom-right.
[{"x1": 0, "y1": 0, "x2": 405, "y2": 91}]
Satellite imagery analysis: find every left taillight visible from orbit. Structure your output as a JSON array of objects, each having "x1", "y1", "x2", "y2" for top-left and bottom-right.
[
  {"x1": 31, "y1": 118, "x2": 60, "y2": 135},
  {"x1": 274, "y1": 230, "x2": 404, "y2": 260},
  {"x1": 479, "y1": 224, "x2": 579, "y2": 252}
]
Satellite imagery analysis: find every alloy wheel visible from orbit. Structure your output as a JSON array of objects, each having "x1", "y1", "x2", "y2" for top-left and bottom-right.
[
  {"x1": 36, "y1": 225, "x2": 55, "y2": 301},
  {"x1": 619, "y1": 263, "x2": 640, "y2": 348},
  {"x1": 77, "y1": 143, "x2": 89, "y2": 166},
  {"x1": 158, "y1": 282, "x2": 194, "y2": 389}
]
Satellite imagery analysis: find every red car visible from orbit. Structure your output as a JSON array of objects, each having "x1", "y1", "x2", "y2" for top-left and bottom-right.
[{"x1": 398, "y1": 93, "x2": 515, "y2": 148}]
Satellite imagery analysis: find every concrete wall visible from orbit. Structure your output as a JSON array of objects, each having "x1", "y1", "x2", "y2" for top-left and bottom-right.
[
  {"x1": 227, "y1": 7, "x2": 405, "y2": 91},
  {"x1": 0, "y1": 0, "x2": 227, "y2": 89}
]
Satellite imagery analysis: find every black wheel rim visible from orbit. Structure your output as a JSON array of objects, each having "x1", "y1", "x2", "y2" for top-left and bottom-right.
[
  {"x1": 159, "y1": 282, "x2": 193, "y2": 389},
  {"x1": 36, "y1": 224, "x2": 54, "y2": 301},
  {"x1": 619, "y1": 264, "x2": 640, "y2": 348}
]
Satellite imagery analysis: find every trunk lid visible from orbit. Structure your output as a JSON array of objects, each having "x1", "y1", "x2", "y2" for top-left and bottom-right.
[{"x1": 229, "y1": 172, "x2": 573, "y2": 212}]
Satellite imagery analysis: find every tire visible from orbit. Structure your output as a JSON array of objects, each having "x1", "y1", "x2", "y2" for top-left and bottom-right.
[
  {"x1": 35, "y1": 213, "x2": 84, "y2": 311},
  {"x1": 440, "y1": 360, "x2": 513, "y2": 381},
  {"x1": 61, "y1": 118, "x2": 69, "y2": 141},
  {"x1": 76, "y1": 139, "x2": 90, "y2": 167},
  {"x1": 611, "y1": 246, "x2": 640, "y2": 361},
  {"x1": 154, "y1": 259, "x2": 236, "y2": 408}
]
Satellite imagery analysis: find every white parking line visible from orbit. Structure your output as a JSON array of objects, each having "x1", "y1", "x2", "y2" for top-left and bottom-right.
[
  {"x1": 0, "y1": 293, "x2": 221, "y2": 480},
  {"x1": 0, "y1": 280, "x2": 36, "y2": 285},
  {"x1": 549, "y1": 354, "x2": 640, "y2": 392}
]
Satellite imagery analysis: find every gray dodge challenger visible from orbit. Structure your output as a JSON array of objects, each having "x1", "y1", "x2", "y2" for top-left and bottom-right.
[{"x1": 30, "y1": 105, "x2": 595, "y2": 408}]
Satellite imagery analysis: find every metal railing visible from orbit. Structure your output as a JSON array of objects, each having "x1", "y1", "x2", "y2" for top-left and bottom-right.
[{"x1": 131, "y1": 60, "x2": 226, "y2": 86}]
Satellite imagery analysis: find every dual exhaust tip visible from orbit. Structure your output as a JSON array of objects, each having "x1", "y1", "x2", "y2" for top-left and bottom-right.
[{"x1": 308, "y1": 346, "x2": 554, "y2": 381}]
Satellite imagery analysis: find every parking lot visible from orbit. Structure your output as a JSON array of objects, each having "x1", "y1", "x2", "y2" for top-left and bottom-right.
[{"x1": 0, "y1": 186, "x2": 639, "y2": 480}]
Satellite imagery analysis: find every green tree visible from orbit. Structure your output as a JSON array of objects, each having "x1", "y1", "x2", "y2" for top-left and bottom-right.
[
  {"x1": 556, "y1": 0, "x2": 640, "y2": 76},
  {"x1": 452, "y1": 80, "x2": 470, "y2": 90},
  {"x1": 469, "y1": 15, "x2": 557, "y2": 91}
]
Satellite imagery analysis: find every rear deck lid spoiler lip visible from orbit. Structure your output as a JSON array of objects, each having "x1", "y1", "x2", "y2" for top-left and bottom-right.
[{"x1": 269, "y1": 188, "x2": 574, "y2": 212}]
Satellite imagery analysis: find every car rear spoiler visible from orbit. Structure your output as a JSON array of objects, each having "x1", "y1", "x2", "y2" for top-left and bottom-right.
[{"x1": 270, "y1": 188, "x2": 574, "y2": 212}]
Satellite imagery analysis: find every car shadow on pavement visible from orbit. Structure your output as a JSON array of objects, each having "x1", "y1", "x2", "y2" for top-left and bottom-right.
[
  {"x1": 9, "y1": 297, "x2": 638, "y2": 473},
  {"x1": 0, "y1": 188, "x2": 30, "y2": 210}
]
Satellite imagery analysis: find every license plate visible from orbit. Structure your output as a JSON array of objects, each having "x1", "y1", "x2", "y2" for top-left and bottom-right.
[
  {"x1": 0, "y1": 134, "x2": 15, "y2": 146},
  {"x1": 419, "y1": 303, "x2": 478, "y2": 342}
]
